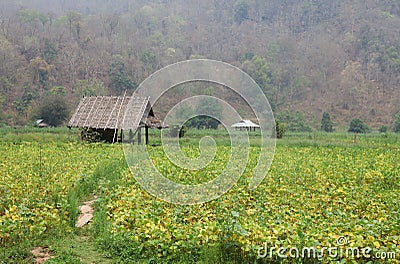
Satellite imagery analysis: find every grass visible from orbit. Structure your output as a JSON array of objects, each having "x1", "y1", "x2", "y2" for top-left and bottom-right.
[
  {"x1": 145, "y1": 127, "x2": 400, "y2": 147},
  {"x1": 45, "y1": 226, "x2": 112, "y2": 264},
  {"x1": 1, "y1": 126, "x2": 397, "y2": 147},
  {"x1": 0, "y1": 127, "x2": 81, "y2": 143},
  {"x1": 0, "y1": 131, "x2": 126, "y2": 263},
  {"x1": 24, "y1": 159, "x2": 127, "y2": 264}
]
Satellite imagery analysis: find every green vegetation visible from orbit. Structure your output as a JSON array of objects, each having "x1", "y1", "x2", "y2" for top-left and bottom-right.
[
  {"x1": 74, "y1": 79, "x2": 108, "y2": 97},
  {"x1": 241, "y1": 55, "x2": 276, "y2": 111},
  {"x1": 272, "y1": 120, "x2": 286, "y2": 139},
  {"x1": 183, "y1": 97, "x2": 223, "y2": 130},
  {"x1": 99, "y1": 145, "x2": 400, "y2": 263},
  {"x1": 276, "y1": 110, "x2": 312, "y2": 132},
  {"x1": 108, "y1": 60, "x2": 137, "y2": 96},
  {"x1": 321, "y1": 112, "x2": 333, "y2": 132},
  {"x1": 394, "y1": 114, "x2": 400, "y2": 133},
  {"x1": 234, "y1": 0, "x2": 250, "y2": 25},
  {"x1": 379, "y1": 125, "x2": 388, "y2": 133},
  {"x1": 2, "y1": 0, "x2": 400, "y2": 261},
  {"x1": 348, "y1": 118, "x2": 370, "y2": 134},
  {"x1": 0, "y1": 128, "x2": 399, "y2": 263},
  {"x1": 1, "y1": 1, "x2": 399, "y2": 128},
  {"x1": 35, "y1": 95, "x2": 70, "y2": 126}
]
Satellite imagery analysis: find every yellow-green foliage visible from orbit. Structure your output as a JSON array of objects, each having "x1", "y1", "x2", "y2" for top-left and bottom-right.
[
  {"x1": 1, "y1": 138, "x2": 399, "y2": 263},
  {"x1": 0, "y1": 142, "x2": 121, "y2": 246},
  {"x1": 103, "y1": 145, "x2": 400, "y2": 262}
]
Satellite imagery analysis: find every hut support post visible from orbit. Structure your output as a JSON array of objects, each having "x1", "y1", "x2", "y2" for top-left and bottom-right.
[
  {"x1": 138, "y1": 128, "x2": 142, "y2": 144},
  {"x1": 145, "y1": 126, "x2": 149, "y2": 145},
  {"x1": 129, "y1": 129, "x2": 134, "y2": 144},
  {"x1": 112, "y1": 129, "x2": 118, "y2": 143}
]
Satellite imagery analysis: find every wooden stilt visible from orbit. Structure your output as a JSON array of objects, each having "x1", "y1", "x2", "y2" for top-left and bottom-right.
[
  {"x1": 145, "y1": 126, "x2": 149, "y2": 145},
  {"x1": 112, "y1": 129, "x2": 118, "y2": 143},
  {"x1": 129, "y1": 129, "x2": 134, "y2": 144},
  {"x1": 138, "y1": 128, "x2": 142, "y2": 144}
]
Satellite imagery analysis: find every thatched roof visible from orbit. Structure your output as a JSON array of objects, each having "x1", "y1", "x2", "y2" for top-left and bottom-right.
[
  {"x1": 144, "y1": 116, "x2": 169, "y2": 129},
  {"x1": 68, "y1": 96, "x2": 155, "y2": 129}
]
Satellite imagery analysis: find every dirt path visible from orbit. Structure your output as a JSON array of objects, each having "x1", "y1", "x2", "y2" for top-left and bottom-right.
[
  {"x1": 32, "y1": 197, "x2": 112, "y2": 264},
  {"x1": 76, "y1": 197, "x2": 96, "y2": 228},
  {"x1": 30, "y1": 247, "x2": 54, "y2": 263}
]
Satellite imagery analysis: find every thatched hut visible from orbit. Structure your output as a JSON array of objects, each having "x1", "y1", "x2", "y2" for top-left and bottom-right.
[{"x1": 68, "y1": 95, "x2": 165, "y2": 143}]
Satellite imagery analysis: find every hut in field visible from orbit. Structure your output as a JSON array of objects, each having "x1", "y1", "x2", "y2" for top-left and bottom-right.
[
  {"x1": 68, "y1": 95, "x2": 166, "y2": 143},
  {"x1": 34, "y1": 119, "x2": 49, "y2": 128},
  {"x1": 231, "y1": 120, "x2": 260, "y2": 131}
]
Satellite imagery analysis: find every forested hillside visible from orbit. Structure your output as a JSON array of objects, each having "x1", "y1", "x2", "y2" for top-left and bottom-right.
[{"x1": 0, "y1": 0, "x2": 399, "y2": 130}]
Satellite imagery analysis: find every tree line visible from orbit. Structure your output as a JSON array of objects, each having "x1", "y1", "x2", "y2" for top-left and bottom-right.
[{"x1": 0, "y1": 0, "x2": 399, "y2": 130}]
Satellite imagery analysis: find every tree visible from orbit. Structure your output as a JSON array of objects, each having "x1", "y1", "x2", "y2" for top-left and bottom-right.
[
  {"x1": 379, "y1": 125, "x2": 388, "y2": 133},
  {"x1": 393, "y1": 114, "x2": 400, "y2": 133},
  {"x1": 186, "y1": 97, "x2": 223, "y2": 129},
  {"x1": 66, "y1": 11, "x2": 82, "y2": 40},
  {"x1": 17, "y1": 9, "x2": 48, "y2": 36},
  {"x1": 29, "y1": 57, "x2": 53, "y2": 92},
  {"x1": 74, "y1": 79, "x2": 107, "y2": 97},
  {"x1": 0, "y1": 0, "x2": 399, "y2": 129},
  {"x1": 348, "y1": 118, "x2": 370, "y2": 133},
  {"x1": 234, "y1": 0, "x2": 249, "y2": 24},
  {"x1": 174, "y1": 104, "x2": 194, "y2": 122},
  {"x1": 277, "y1": 110, "x2": 312, "y2": 132},
  {"x1": 272, "y1": 120, "x2": 286, "y2": 139},
  {"x1": 49, "y1": 86, "x2": 66, "y2": 96},
  {"x1": 36, "y1": 95, "x2": 70, "y2": 126},
  {"x1": 140, "y1": 50, "x2": 157, "y2": 74},
  {"x1": 109, "y1": 60, "x2": 137, "y2": 95},
  {"x1": 321, "y1": 112, "x2": 333, "y2": 132},
  {"x1": 13, "y1": 89, "x2": 37, "y2": 116},
  {"x1": 242, "y1": 56, "x2": 277, "y2": 111},
  {"x1": 43, "y1": 40, "x2": 58, "y2": 63},
  {"x1": 17, "y1": 9, "x2": 48, "y2": 26}
]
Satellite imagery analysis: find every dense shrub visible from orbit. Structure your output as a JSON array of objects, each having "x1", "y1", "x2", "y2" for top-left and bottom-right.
[
  {"x1": 35, "y1": 95, "x2": 70, "y2": 127},
  {"x1": 348, "y1": 118, "x2": 370, "y2": 133},
  {"x1": 321, "y1": 112, "x2": 334, "y2": 132},
  {"x1": 272, "y1": 120, "x2": 286, "y2": 138},
  {"x1": 393, "y1": 114, "x2": 400, "y2": 133},
  {"x1": 277, "y1": 110, "x2": 312, "y2": 132}
]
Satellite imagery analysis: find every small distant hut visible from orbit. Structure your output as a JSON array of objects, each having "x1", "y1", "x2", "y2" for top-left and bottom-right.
[
  {"x1": 231, "y1": 120, "x2": 260, "y2": 131},
  {"x1": 68, "y1": 95, "x2": 165, "y2": 143},
  {"x1": 35, "y1": 119, "x2": 49, "y2": 128}
]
